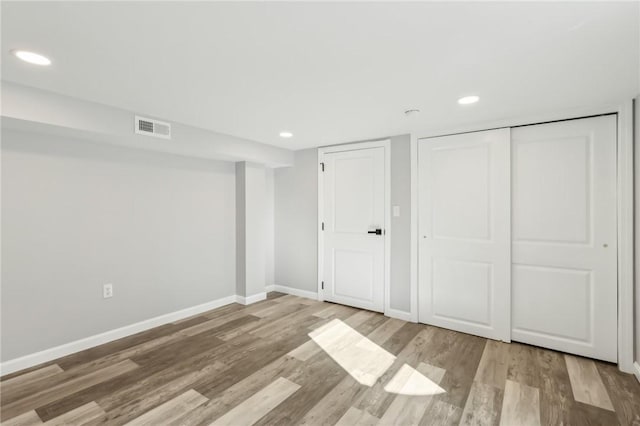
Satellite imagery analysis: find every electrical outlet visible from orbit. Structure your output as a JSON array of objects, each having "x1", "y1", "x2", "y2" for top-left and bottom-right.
[{"x1": 103, "y1": 283, "x2": 113, "y2": 299}]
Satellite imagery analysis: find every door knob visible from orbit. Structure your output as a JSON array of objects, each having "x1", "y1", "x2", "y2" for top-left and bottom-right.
[{"x1": 368, "y1": 229, "x2": 383, "y2": 235}]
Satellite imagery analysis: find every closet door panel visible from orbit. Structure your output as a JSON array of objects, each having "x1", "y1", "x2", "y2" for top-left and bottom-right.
[
  {"x1": 418, "y1": 128, "x2": 511, "y2": 341},
  {"x1": 511, "y1": 115, "x2": 617, "y2": 362}
]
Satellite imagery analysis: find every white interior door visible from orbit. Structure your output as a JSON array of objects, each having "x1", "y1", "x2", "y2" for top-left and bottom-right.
[
  {"x1": 321, "y1": 146, "x2": 386, "y2": 312},
  {"x1": 418, "y1": 129, "x2": 511, "y2": 341},
  {"x1": 511, "y1": 115, "x2": 617, "y2": 362}
]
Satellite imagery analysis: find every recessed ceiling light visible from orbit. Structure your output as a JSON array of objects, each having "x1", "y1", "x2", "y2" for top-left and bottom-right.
[
  {"x1": 458, "y1": 95, "x2": 479, "y2": 105},
  {"x1": 12, "y1": 50, "x2": 51, "y2": 66},
  {"x1": 279, "y1": 131, "x2": 293, "y2": 138}
]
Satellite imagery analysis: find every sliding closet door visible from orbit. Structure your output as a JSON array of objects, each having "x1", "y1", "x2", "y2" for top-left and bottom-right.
[
  {"x1": 511, "y1": 115, "x2": 617, "y2": 362},
  {"x1": 418, "y1": 129, "x2": 511, "y2": 341}
]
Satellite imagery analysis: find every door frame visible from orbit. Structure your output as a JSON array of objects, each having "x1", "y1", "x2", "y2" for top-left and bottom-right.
[
  {"x1": 317, "y1": 139, "x2": 392, "y2": 315},
  {"x1": 413, "y1": 100, "x2": 635, "y2": 373}
]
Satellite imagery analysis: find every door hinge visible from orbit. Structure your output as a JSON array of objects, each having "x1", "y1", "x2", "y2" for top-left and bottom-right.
[
  {"x1": 320, "y1": 162, "x2": 325, "y2": 172},
  {"x1": 321, "y1": 281, "x2": 324, "y2": 290},
  {"x1": 321, "y1": 222, "x2": 324, "y2": 231}
]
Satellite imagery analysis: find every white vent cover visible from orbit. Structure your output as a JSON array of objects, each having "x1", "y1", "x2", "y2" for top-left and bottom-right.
[{"x1": 135, "y1": 116, "x2": 171, "y2": 139}]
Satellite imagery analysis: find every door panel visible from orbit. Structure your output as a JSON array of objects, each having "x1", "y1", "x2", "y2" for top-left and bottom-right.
[
  {"x1": 432, "y1": 259, "x2": 493, "y2": 325},
  {"x1": 511, "y1": 115, "x2": 617, "y2": 362},
  {"x1": 323, "y1": 147, "x2": 385, "y2": 312},
  {"x1": 512, "y1": 135, "x2": 591, "y2": 243},
  {"x1": 333, "y1": 249, "x2": 375, "y2": 300},
  {"x1": 333, "y1": 155, "x2": 377, "y2": 232},
  {"x1": 512, "y1": 265, "x2": 591, "y2": 342},
  {"x1": 432, "y1": 144, "x2": 491, "y2": 240},
  {"x1": 418, "y1": 129, "x2": 511, "y2": 341}
]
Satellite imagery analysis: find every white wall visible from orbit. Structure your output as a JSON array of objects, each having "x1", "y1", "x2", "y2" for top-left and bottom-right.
[
  {"x1": 235, "y1": 162, "x2": 267, "y2": 298},
  {"x1": 635, "y1": 95, "x2": 639, "y2": 369},
  {"x1": 2, "y1": 82, "x2": 294, "y2": 167},
  {"x1": 273, "y1": 136, "x2": 413, "y2": 314},
  {"x1": 1, "y1": 129, "x2": 237, "y2": 361},
  {"x1": 389, "y1": 135, "x2": 412, "y2": 312},
  {"x1": 274, "y1": 149, "x2": 318, "y2": 292},
  {"x1": 265, "y1": 168, "x2": 275, "y2": 287}
]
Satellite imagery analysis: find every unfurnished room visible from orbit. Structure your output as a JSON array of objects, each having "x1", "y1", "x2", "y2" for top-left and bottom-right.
[{"x1": 1, "y1": 1, "x2": 640, "y2": 425}]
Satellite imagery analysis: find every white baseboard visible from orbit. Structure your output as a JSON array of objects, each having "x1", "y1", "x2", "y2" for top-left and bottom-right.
[
  {"x1": 1, "y1": 287, "x2": 409, "y2": 376},
  {"x1": 0, "y1": 294, "x2": 237, "y2": 376},
  {"x1": 269, "y1": 285, "x2": 412, "y2": 322},
  {"x1": 633, "y1": 362, "x2": 640, "y2": 384},
  {"x1": 235, "y1": 292, "x2": 267, "y2": 305},
  {"x1": 269, "y1": 284, "x2": 318, "y2": 301},
  {"x1": 385, "y1": 308, "x2": 414, "y2": 322}
]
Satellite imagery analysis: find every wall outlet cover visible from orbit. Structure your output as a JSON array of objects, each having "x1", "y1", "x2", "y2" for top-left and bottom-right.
[{"x1": 103, "y1": 283, "x2": 113, "y2": 298}]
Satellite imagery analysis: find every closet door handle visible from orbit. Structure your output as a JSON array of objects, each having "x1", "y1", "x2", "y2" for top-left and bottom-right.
[{"x1": 367, "y1": 229, "x2": 382, "y2": 235}]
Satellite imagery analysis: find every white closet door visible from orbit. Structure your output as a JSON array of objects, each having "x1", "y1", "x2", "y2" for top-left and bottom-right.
[
  {"x1": 322, "y1": 147, "x2": 386, "y2": 312},
  {"x1": 418, "y1": 129, "x2": 511, "y2": 341},
  {"x1": 511, "y1": 115, "x2": 617, "y2": 362}
]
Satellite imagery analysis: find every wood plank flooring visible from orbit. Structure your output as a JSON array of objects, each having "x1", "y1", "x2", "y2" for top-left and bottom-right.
[{"x1": 2, "y1": 292, "x2": 639, "y2": 425}]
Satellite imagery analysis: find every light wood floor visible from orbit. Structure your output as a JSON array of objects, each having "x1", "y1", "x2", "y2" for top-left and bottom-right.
[{"x1": 2, "y1": 292, "x2": 639, "y2": 425}]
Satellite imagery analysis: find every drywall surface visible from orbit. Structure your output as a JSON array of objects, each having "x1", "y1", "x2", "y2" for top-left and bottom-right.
[
  {"x1": 2, "y1": 81, "x2": 294, "y2": 167},
  {"x1": 235, "y1": 162, "x2": 267, "y2": 298},
  {"x1": 273, "y1": 136, "x2": 412, "y2": 314},
  {"x1": 1, "y1": 129, "x2": 236, "y2": 361},
  {"x1": 389, "y1": 134, "x2": 412, "y2": 312},
  {"x1": 265, "y1": 168, "x2": 275, "y2": 287},
  {"x1": 235, "y1": 163, "x2": 247, "y2": 297},
  {"x1": 274, "y1": 149, "x2": 318, "y2": 292},
  {"x1": 635, "y1": 95, "x2": 640, "y2": 367}
]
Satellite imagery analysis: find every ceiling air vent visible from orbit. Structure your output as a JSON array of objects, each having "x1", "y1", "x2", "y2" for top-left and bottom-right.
[{"x1": 134, "y1": 115, "x2": 171, "y2": 139}]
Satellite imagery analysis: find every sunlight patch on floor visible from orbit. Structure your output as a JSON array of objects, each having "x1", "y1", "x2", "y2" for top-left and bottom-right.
[
  {"x1": 309, "y1": 319, "x2": 396, "y2": 386},
  {"x1": 384, "y1": 363, "x2": 446, "y2": 396}
]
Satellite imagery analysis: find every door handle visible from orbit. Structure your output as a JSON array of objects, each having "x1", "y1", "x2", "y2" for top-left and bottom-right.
[{"x1": 368, "y1": 229, "x2": 383, "y2": 235}]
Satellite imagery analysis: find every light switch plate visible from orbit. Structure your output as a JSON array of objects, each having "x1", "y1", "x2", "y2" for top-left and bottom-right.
[
  {"x1": 393, "y1": 206, "x2": 400, "y2": 217},
  {"x1": 103, "y1": 283, "x2": 113, "y2": 298}
]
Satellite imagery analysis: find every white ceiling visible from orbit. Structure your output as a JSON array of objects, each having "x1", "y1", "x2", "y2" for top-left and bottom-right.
[{"x1": 2, "y1": 1, "x2": 639, "y2": 150}]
